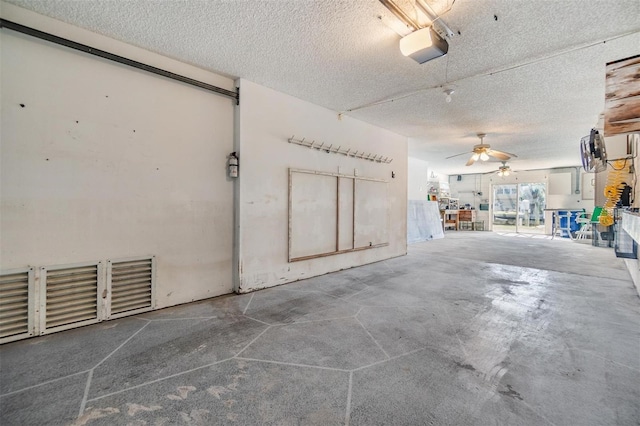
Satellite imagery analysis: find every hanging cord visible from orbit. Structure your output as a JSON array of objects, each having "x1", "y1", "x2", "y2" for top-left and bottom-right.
[
  {"x1": 607, "y1": 157, "x2": 633, "y2": 170},
  {"x1": 445, "y1": 51, "x2": 451, "y2": 85}
]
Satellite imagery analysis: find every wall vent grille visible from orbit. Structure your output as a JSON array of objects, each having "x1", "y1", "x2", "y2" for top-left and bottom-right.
[
  {"x1": 108, "y1": 257, "x2": 154, "y2": 317},
  {"x1": 43, "y1": 263, "x2": 100, "y2": 331},
  {"x1": 0, "y1": 269, "x2": 33, "y2": 342}
]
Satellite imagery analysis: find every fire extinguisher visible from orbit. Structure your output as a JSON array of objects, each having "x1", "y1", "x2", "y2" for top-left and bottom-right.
[{"x1": 228, "y1": 152, "x2": 239, "y2": 178}]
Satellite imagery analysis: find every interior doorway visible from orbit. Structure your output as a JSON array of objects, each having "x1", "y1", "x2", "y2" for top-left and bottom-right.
[{"x1": 492, "y1": 183, "x2": 546, "y2": 234}]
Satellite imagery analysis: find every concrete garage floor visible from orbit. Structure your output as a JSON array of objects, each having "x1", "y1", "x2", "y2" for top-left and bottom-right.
[{"x1": 1, "y1": 232, "x2": 639, "y2": 425}]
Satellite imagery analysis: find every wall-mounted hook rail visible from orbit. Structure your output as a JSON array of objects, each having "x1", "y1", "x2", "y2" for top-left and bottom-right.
[{"x1": 287, "y1": 136, "x2": 393, "y2": 164}]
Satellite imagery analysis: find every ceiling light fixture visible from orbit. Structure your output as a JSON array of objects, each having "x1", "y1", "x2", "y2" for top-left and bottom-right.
[
  {"x1": 399, "y1": 27, "x2": 449, "y2": 64},
  {"x1": 497, "y1": 161, "x2": 512, "y2": 176},
  {"x1": 443, "y1": 88, "x2": 455, "y2": 103},
  {"x1": 414, "y1": 0, "x2": 456, "y2": 39},
  {"x1": 378, "y1": 0, "x2": 419, "y2": 32},
  {"x1": 480, "y1": 152, "x2": 490, "y2": 161}
]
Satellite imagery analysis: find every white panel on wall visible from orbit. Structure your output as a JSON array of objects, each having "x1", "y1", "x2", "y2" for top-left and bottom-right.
[
  {"x1": 338, "y1": 177, "x2": 354, "y2": 251},
  {"x1": 290, "y1": 172, "x2": 338, "y2": 259},
  {"x1": 1, "y1": 19, "x2": 234, "y2": 308},
  {"x1": 549, "y1": 173, "x2": 572, "y2": 195},
  {"x1": 354, "y1": 179, "x2": 389, "y2": 248},
  {"x1": 582, "y1": 173, "x2": 595, "y2": 200}
]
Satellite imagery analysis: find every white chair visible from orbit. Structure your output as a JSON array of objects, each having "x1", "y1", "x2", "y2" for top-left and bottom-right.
[
  {"x1": 574, "y1": 208, "x2": 603, "y2": 242},
  {"x1": 574, "y1": 213, "x2": 592, "y2": 241}
]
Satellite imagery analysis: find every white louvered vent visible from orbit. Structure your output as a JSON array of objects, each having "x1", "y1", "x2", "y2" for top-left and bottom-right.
[
  {"x1": 108, "y1": 257, "x2": 154, "y2": 318},
  {"x1": 0, "y1": 268, "x2": 33, "y2": 342},
  {"x1": 43, "y1": 263, "x2": 100, "y2": 331}
]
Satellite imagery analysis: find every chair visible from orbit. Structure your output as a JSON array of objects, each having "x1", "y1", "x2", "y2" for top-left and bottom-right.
[
  {"x1": 574, "y1": 213, "x2": 591, "y2": 241},
  {"x1": 574, "y1": 207, "x2": 602, "y2": 241}
]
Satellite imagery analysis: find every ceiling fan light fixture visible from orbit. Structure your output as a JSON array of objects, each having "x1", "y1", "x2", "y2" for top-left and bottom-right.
[
  {"x1": 471, "y1": 153, "x2": 480, "y2": 161},
  {"x1": 480, "y1": 152, "x2": 490, "y2": 161}
]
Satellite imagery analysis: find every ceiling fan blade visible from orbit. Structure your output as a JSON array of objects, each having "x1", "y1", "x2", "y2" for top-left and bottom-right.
[
  {"x1": 488, "y1": 151, "x2": 511, "y2": 161},
  {"x1": 465, "y1": 156, "x2": 476, "y2": 166},
  {"x1": 445, "y1": 151, "x2": 471, "y2": 159},
  {"x1": 489, "y1": 149, "x2": 518, "y2": 159}
]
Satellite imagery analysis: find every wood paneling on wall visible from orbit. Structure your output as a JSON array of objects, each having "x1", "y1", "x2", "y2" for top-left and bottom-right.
[{"x1": 605, "y1": 55, "x2": 640, "y2": 136}]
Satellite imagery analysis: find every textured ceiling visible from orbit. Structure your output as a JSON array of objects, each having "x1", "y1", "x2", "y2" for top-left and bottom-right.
[{"x1": 5, "y1": 0, "x2": 640, "y2": 175}]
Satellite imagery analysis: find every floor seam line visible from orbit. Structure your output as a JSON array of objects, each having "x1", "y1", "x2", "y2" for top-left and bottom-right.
[
  {"x1": 291, "y1": 315, "x2": 358, "y2": 325},
  {"x1": 0, "y1": 369, "x2": 91, "y2": 398},
  {"x1": 242, "y1": 293, "x2": 255, "y2": 315},
  {"x1": 77, "y1": 369, "x2": 94, "y2": 417},
  {"x1": 92, "y1": 321, "x2": 150, "y2": 370},
  {"x1": 85, "y1": 358, "x2": 233, "y2": 403},
  {"x1": 350, "y1": 347, "x2": 427, "y2": 372},
  {"x1": 241, "y1": 315, "x2": 272, "y2": 326},
  {"x1": 342, "y1": 286, "x2": 372, "y2": 300},
  {"x1": 354, "y1": 316, "x2": 390, "y2": 359},
  {"x1": 234, "y1": 356, "x2": 350, "y2": 372},
  {"x1": 345, "y1": 371, "x2": 353, "y2": 426},
  {"x1": 289, "y1": 300, "x2": 358, "y2": 321},
  {"x1": 141, "y1": 316, "x2": 216, "y2": 321},
  {"x1": 233, "y1": 325, "x2": 272, "y2": 357}
]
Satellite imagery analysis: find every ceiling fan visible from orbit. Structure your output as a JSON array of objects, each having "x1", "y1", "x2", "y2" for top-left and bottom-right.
[
  {"x1": 446, "y1": 133, "x2": 518, "y2": 166},
  {"x1": 493, "y1": 161, "x2": 515, "y2": 177}
]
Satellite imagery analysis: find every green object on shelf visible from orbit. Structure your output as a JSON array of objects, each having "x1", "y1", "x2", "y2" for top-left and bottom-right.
[{"x1": 591, "y1": 206, "x2": 603, "y2": 223}]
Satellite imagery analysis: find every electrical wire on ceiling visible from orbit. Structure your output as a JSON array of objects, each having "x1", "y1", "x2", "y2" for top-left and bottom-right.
[{"x1": 341, "y1": 28, "x2": 640, "y2": 115}]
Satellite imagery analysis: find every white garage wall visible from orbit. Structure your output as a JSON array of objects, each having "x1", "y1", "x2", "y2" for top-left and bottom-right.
[
  {"x1": 0, "y1": 5, "x2": 236, "y2": 307},
  {"x1": 236, "y1": 79, "x2": 408, "y2": 292}
]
